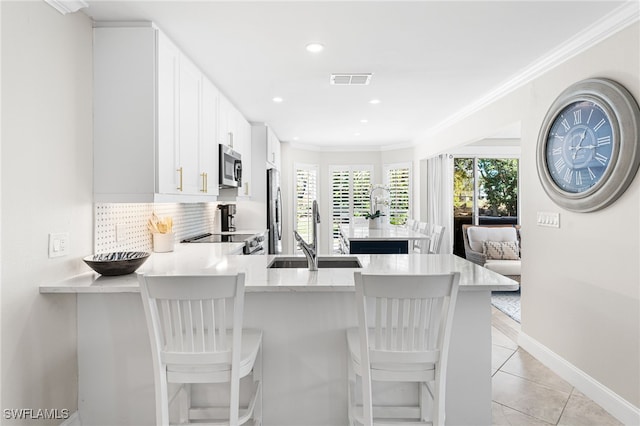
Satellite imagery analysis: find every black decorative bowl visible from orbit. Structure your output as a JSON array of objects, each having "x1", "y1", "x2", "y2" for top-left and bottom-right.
[{"x1": 83, "y1": 252, "x2": 151, "y2": 276}]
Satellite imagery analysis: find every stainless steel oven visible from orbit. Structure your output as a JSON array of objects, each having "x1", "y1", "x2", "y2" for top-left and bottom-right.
[{"x1": 219, "y1": 144, "x2": 242, "y2": 188}]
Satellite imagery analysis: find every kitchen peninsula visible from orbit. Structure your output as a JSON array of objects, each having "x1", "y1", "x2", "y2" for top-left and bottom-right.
[{"x1": 40, "y1": 245, "x2": 518, "y2": 426}]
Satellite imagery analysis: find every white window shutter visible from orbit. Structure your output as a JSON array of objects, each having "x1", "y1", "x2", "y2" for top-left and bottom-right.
[
  {"x1": 330, "y1": 165, "x2": 373, "y2": 252},
  {"x1": 384, "y1": 163, "x2": 412, "y2": 225},
  {"x1": 294, "y1": 164, "x2": 318, "y2": 252}
]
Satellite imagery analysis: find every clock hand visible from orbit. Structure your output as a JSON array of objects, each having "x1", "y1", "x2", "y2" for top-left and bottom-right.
[{"x1": 572, "y1": 129, "x2": 588, "y2": 160}]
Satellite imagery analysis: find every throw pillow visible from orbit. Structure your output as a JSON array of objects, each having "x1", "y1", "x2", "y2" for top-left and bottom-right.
[{"x1": 483, "y1": 241, "x2": 520, "y2": 260}]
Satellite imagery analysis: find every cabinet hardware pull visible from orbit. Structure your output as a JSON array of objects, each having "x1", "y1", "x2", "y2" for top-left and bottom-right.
[
  {"x1": 229, "y1": 132, "x2": 233, "y2": 148},
  {"x1": 201, "y1": 172, "x2": 207, "y2": 193},
  {"x1": 177, "y1": 167, "x2": 183, "y2": 191}
]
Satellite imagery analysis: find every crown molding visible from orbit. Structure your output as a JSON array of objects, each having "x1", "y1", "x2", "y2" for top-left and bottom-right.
[
  {"x1": 418, "y1": 1, "x2": 639, "y2": 142},
  {"x1": 44, "y1": 0, "x2": 88, "y2": 15}
]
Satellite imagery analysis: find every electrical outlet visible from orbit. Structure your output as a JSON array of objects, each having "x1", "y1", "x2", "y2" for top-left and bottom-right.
[
  {"x1": 48, "y1": 232, "x2": 70, "y2": 258},
  {"x1": 116, "y1": 223, "x2": 127, "y2": 242},
  {"x1": 536, "y1": 212, "x2": 560, "y2": 228}
]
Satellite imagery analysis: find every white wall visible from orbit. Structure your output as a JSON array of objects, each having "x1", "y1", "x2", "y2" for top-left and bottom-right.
[
  {"x1": 281, "y1": 144, "x2": 415, "y2": 254},
  {"x1": 416, "y1": 22, "x2": 640, "y2": 416},
  {"x1": 1, "y1": 2, "x2": 93, "y2": 422}
]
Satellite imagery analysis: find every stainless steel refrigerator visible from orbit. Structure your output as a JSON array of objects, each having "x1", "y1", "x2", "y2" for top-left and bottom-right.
[{"x1": 267, "y1": 168, "x2": 282, "y2": 254}]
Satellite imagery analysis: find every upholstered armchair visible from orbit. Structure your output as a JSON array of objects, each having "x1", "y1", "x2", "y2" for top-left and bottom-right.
[{"x1": 462, "y1": 224, "x2": 521, "y2": 284}]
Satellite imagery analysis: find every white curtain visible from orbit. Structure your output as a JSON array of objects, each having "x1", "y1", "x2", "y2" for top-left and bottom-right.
[{"x1": 424, "y1": 154, "x2": 454, "y2": 254}]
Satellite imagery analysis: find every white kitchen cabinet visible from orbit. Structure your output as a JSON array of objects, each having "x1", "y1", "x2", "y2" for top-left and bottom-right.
[
  {"x1": 176, "y1": 54, "x2": 202, "y2": 195},
  {"x1": 217, "y1": 94, "x2": 234, "y2": 149},
  {"x1": 218, "y1": 95, "x2": 252, "y2": 199},
  {"x1": 199, "y1": 78, "x2": 219, "y2": 196},
  {"x1": 156, "y1": 29, "x2": 180, "y2": 197},
  {"x1": 236, "y1": 112, "x2": 252, "y2": 197},
  {"x1": 93, "y1": 24, "x2": 218, "y2": 202},
  {"x1": 252, "y1": 123, "x2": 281, "y2": 171},
  {"x1": 267, "y1": 127, "x2": 282, "y2": 170}
]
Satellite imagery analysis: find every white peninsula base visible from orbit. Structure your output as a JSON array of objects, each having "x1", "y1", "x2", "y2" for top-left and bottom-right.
[
  {"x1": 41, "y1": 250, "x2": 518, "y2": 425},
  {"x1": 77, "y1": 290, "x2": 491, "y2": 425}
]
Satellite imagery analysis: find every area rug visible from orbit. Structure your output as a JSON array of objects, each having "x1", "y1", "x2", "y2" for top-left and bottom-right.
[{"x1": 491, "y1": 290, "x2": 521, "y2": 323}]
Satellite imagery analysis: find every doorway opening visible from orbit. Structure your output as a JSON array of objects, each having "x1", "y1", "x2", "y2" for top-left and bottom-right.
[{"x1": 453, "y1": 157, "x2": 519, "y2": 257}]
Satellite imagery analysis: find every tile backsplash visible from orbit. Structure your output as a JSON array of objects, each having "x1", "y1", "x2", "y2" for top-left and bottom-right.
[{"x1": 94, "y1": 203, "x2": 219, "y2": 253}]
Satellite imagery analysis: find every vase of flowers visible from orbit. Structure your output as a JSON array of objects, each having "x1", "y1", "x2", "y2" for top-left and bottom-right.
[
  {"x1": 368, "y1": 184, "x2": 390, "y2": 229},
  {"x1": 365, "y1": 210, "x2": 385, "y2": 229}
]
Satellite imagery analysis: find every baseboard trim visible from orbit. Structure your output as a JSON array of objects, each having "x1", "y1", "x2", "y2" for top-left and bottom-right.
[
  {"x1": 59, "y1": 411, "x2": 81, "y2": 426},
  {"x1": 519, "y1": 332, "x2": 640, "y2": 425}
]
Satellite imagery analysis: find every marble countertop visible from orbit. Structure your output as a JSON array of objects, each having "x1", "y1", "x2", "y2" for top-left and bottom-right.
[
  {"x1": 39, "y1": 243, "x2": 519, "y2": 294},
  {"x1": 339, "y1": 224, "x2": 430, "y2": 241}
]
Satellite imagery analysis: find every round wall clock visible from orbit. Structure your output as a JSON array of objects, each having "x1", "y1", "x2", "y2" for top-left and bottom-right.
[{"x1": 536, "y1": 78, "x2": 640, "y2": 212}]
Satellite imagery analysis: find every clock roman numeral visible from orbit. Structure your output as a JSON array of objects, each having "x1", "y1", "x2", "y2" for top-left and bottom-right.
[
  {"x1": 552, "y1": 146, "x2": 562, "y2": 155},
  {"x1": 555, "y1": 157, "x2": 566, "y2": 173},
  {"x1": 597, "y1": 136, "x2": 611, "y2": 146},
  {"x1": 573, "y1": 110, "x2": 582, "y2": 125},
  {"x1": 561, "y1": 119, "x2": 571, "y2": 132},
  {"x1": 564, "y1": 168, "x2": 573, "y2": 183},
  {"x1": 586, "y1": 108, "x2": 594, "y2": 124},
  {"x1": 593, "y1": 118, "x2": 606, "y2": 132},
  {"x1": 595, "y1": 152, "x2": 608, "y2": 165},
  {"x1": 588, "y1": 167, "x2": 596, "y2": 180},
  {"x1": 575, "y1": 170, "x2": 583, "y2": 186}
]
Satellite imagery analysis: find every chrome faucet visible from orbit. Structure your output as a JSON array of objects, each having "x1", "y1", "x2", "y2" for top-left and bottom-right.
[{"x1": 293, "y1": 200, "x2": 320, "y2": 271}]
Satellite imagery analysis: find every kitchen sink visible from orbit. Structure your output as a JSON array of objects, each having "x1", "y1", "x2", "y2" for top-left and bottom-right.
[{"x1": 268, "y1": 256, "x2": 362, "y2": 269}]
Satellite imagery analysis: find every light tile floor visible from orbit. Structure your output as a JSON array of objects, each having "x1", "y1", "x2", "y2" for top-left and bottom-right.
[{"x1": 491, "y1": 307, "x2": 623, "y2": 426}]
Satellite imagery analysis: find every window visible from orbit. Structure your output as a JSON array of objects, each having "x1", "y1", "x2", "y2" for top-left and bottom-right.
[
  {"x1": 294, "y1": 163, "x2": 318, "y2": 253},
  {"x1": 329, "y1": 165, "x2": 373, "y2": 253},
  {"x1": 453, "y1": 157, "x2": 519, "y2": 221},
  {"x1": 384, "y1": 162, "x2": 412, "y2": 225}
]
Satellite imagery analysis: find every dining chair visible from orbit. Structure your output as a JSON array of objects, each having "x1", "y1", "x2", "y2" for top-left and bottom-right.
[
  {"x1": 138, "y1": 273, "x2": 262, "y2": 425},
  {"x1": 347, "y1": 272, "x2": 460, "y2": 426},
  {"x1": 413, "y1": 222, "x2": 432, "y2": 253},
  {"x1": 405, "y1": 218, "x2": 418, "y2": 231},
  {"x1": 428, "y1": 225, "x2": 445, "y2": 254}
]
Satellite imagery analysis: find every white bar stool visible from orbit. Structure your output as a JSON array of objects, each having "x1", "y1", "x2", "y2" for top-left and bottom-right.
[
  {"x1": 347, "y1": 272, "x2": 460, "y2": 425},
  {"x1": 139, "y1": 273, "x2": 262, "y2": 425}
]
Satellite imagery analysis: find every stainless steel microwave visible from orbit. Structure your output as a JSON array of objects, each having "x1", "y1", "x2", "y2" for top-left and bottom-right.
[{"x1": 219, "y1": 144, "x2": 242, "y2": 188}]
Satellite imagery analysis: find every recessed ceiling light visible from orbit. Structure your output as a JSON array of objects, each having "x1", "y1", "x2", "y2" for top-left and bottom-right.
[
  {"x1": 305, "y1": 42, "x2": 324, "y2": 53},
  {"x1": 272, "y1": 97, "x2": 284, "y2": 103},
  {"x1": 293, "y1": 136, "x2": 299, "y2": 141},
  {"x1": 354, "y1": 133, "x2": 361, "y2": 136},
  {"x1": 369, "y1": 99, "x2": 381, "y2": 105},
  {"x1": 360, "y1": 119, "x2": 368, "y2": 123}
]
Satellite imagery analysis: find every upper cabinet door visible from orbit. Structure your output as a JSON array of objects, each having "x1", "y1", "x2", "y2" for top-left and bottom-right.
[
  {"x1": 157, "y1": 31, "x2": 180, "y2": 195},
  {"x1": 218, "y1": 95, "x2": 234, "y2": 148},
  {"x1": 236, "y1": 112, "x2": 252, "y2": 197},
  {"x1": 267, "y1": 127, "x2": 282, "y2": 170},
  {"x1": 177, "y1": 55, "x2": 201, "y2": 195},
  {"x1": 200, "y1": 78, "x2": 219, "y2": 196}
]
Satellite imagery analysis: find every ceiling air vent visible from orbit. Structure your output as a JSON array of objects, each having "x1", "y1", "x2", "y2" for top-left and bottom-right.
[{"x1": 330, "y1": 73, "x2": 372, "y2": 85}]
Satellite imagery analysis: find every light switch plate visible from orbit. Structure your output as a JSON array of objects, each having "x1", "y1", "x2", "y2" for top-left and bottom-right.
[
  {"x1": 116, "y1": 223, "x2": 128, "y2": 242},
  {"x1": 537, "y1": 212, "x2": 560, "y2": 228},
  {"x1": 48, "y1": 232, "x2": 70, "y2": 258}
]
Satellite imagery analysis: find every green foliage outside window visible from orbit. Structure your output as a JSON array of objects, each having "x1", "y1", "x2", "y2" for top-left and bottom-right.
[
  {"x1": 454, "y1": 158, "x2": 518, "y2": 218},
  {"x1": 478, "y1": 159, "x2": 518, "y2": 217}
]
